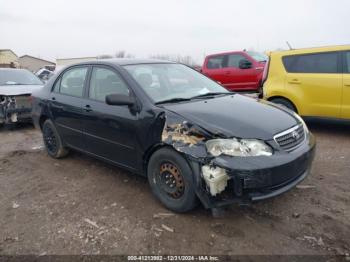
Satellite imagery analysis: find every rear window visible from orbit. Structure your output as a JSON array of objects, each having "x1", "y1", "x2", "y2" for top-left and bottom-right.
[
  {"x1": 207, "y1": 55, "x2": 225, "y2": 69},
  {"x1": 57, "y1": 67, "x2": 88, "y2": 97},
  {"x1": 282, "y1": 52, "x2": 339, "y2": 73}
]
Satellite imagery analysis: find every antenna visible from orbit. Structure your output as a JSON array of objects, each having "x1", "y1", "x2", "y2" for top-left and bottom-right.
[{"x1": 286, "y1": 41, "x2": 293, "y2": 50}]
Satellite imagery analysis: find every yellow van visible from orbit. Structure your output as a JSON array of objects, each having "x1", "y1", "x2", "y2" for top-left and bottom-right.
[{"x1": 263, "y1": 45, "x2": 350, "y2": 119}]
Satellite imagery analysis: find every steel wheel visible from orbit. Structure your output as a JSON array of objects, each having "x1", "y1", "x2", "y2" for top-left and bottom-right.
[
  {"x1": 43, "y1": 124, "x2": 58, "y2": 155},
  {"x1": 147, "y1": 147, "x2": 198, "y2": 212},
  {"x1": 159, "y1": 162, "x2": 185, "y2": 199}
]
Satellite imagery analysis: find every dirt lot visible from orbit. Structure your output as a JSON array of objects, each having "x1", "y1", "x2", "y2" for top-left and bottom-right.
[{"x1": 0, "y1": 121, "x2": 349, "y2": 256}]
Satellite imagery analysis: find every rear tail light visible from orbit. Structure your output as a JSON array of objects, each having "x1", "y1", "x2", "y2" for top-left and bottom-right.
[{"x1": 261, "y1": 57, "x2": 270, "y2": 86}]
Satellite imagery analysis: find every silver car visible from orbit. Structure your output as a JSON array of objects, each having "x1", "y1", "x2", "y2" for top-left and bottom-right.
[{"x1": 0, "y1": 68, "x2": 43, "y2": 126}]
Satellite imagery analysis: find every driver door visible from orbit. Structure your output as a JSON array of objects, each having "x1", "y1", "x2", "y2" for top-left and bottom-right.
[
  {"x1": 221, "y1": 54, "x2": 257, "y2": 90},
  {"x1": 81, "y1": 66, "x2": 138, "y2": 170}
]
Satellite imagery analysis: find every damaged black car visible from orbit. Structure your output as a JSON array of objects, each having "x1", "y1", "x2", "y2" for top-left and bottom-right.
[
  {"x1": 32, "y1": 59, "x2": 316, "y2": 213},
  {"x1": 0, "y1": 68, "x2": 43, "y2": 126}
]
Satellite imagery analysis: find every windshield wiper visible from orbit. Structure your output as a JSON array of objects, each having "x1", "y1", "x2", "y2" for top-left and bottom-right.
[
  {"x1": 155, "y1": 92, "x2": 233, "y2": 105},
  {"x1": 155, "y1": 97, "x2": 192, "y2": 105},
  {"x1": 190, "y1": 92, "x2": 232, "y2": 99}
]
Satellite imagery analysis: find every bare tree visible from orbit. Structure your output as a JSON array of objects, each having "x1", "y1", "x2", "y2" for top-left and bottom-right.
[
  {"x1": 115, "y1": 50, "x2": 126, "y2": 58},
  {"x1": 115, "y1": 50, "x2": 135, "y2": 58},
  {"x1": 150, "y1": 54, "x2": 198, "y2": 67},
  {"x1": 97, "y1": 54, "x2": 113, "y2": 59}
]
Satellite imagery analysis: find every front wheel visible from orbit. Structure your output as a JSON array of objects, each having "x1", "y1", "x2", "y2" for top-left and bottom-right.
[
  {"x1": 147, "y1": 147, "x2": 198, "y2": 213},
  {"x1": 42, "y1": 119, "x2": 69, "y2": 158}
]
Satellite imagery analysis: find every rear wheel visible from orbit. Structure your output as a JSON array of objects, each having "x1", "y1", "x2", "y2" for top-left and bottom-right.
[
  {"x1": 147, "y1": 147, "x2": 198, "y2": 213},
  {"x1": 42, "y1": 119, "x2": 69, "y2": 158},
  {"x1": 270, "y1": 98, "x2": 297, "y2": 112},
  {"x1": 258, "y1": 85, "x2": 263, "y2": 98}
]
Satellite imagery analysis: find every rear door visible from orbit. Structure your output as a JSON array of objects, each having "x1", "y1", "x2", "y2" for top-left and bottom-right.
[
  {"x1": 341, "y1": 51, "x2": 350, "y2": 119},
  {"x1": 283, "y1": 52, "x2": 342, "y2": 117},
  {"x1": 49, "y1": 66, "x2": 89, "y2": 149},
  {"x1": 81, "y1": 65, "x2": 138, "y2": 170},
  {"x1": 202, "y1": 55, "x2": 226, "y2": 85}
]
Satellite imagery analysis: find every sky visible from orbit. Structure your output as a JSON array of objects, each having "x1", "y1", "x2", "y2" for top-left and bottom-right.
[{"x1": 1, "y1": 0, "x2": 349, "y2": 64}]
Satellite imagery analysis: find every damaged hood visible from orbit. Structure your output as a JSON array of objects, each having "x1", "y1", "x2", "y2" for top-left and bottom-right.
[
  {"x1": 163, "y1": 94, "x2": 299, "y2": 140},
  {"x1": 0, "y1": 85, "x2": 43, "y2": 96}
]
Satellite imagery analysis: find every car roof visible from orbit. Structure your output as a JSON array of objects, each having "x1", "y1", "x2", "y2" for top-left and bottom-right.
[
  {"x1": 70, "y1": 58, "x2": 175, "y2": 67},
  {"x1": 0, "y1": 68, "x2": 29, "y2": 72},
  {"x1": 205, "y1": 50, "x2": 251, "y2": 57},
  {"x1": 269, "y1": 44, "x2": 350, "y2": 56}
]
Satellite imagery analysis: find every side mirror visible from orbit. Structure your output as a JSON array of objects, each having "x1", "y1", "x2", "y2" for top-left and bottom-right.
[
  {"x1": 106, "y1": 94, "x2": 135, "y2": 106},
  {"x1": 239, "y1": 59, "x2": 253, "y2": 69}
]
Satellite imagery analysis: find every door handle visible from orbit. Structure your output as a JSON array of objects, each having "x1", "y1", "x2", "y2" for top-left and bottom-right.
[
  {"x1": 84, "y1": 105, "x2": 93, "y2": 112},
  {"x1": 288, "y1": 79, "x2": 301, "y2": 84},
  {"x1": 345, "y1": 84, "x2": 350, "y2": 87},
  {"x1": 224, "y1": 71, "x2": 231, "y2": 75},
  {"x1": 255, "y1": 67, "x2": 264, "y2": 70},
  {"x1": 51, "y1": 104, "x2": 64, "y2": 111}
]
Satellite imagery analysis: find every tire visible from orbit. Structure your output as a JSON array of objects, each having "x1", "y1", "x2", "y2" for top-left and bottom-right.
[
  {"x1": 258, "y1": 86, "x2": 263, "y2": 98},
  {"x1": 42, "y1": 119, "x2": 69, "y2": 158},
  {"x1": 3, "y1": 122, "x2": 17, "y2": 131},
  {"x1": 147, "y1": 147, "x2": 198, "y2": 213},
  {"x1": 270, "y1": 98, "x2": 297, "y2": 112}
]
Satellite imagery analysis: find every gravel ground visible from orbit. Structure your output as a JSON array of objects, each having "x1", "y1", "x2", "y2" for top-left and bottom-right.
[{"x1": 0, "y1": 120, "x2": 349, "y2": 256}]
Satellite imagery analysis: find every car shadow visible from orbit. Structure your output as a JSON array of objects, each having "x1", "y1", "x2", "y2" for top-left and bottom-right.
[
  {"x1": 0, "y1": 122, "x2": 34, "y2": 132},
  {"x1": 305, "y1": 118, "x2": 350, "y2": 136}
]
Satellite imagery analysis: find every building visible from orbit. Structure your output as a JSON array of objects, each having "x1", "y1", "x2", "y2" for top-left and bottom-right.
[
  {"x1": 19, "y1": 55, "x2": 55, "y2": 72},
  {"x1": 56, "y1": 56, "x2": 97, "y2": 66},
  {"x1": 0, "y1": 49, "x2": 18, "y2": 68}
]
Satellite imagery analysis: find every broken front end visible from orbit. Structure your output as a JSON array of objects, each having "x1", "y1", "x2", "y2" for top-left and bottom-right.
[
  {"x1": 161, "y1": 115, "x2": 316, "y2": 209},
  {"x1": 0, "y1": 95, "x2": 33, "y2": 125}
]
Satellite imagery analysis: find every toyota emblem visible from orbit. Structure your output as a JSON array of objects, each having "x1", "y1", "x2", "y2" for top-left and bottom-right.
[{"x1": 291, "y1": 131, "x2": 300, "y2": 140}]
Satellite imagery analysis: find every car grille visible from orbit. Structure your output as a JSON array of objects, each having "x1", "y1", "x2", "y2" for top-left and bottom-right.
[
  {"x1": 274, "y1": 124, "x2": 305, "y2": 151},
  {"x1": 14, "y1": 95, "x2": 31, "y2": 109}
]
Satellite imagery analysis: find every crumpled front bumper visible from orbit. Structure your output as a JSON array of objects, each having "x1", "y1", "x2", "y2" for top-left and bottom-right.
[
  {"x1": 194, "y1": 134, "x2": 316, "y2": 209},
  {"x1": 0, "y1": 96, "x2": 32, "y2": 124}
]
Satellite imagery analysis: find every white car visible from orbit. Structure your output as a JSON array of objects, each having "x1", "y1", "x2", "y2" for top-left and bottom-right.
[{"x1": 0, "y1": 68, "x2": 43, "y2": 126}]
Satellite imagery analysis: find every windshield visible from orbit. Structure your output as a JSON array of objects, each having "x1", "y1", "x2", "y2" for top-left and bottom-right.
[
  {"x1": 246, "y1": 51, "x2": 268, "y2": 62},
  {"x1": 123, "y1": 63, "x2": 230, "y2": 103},
  {"x1": 0, "y1": 69, "x2": 43, "y2": 85}
]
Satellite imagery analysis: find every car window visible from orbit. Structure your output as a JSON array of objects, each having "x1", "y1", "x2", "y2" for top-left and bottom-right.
[
  {"x1": 246, "y1": 51, "x2": 268, "y2": 62},
  {"x1": 89, "y1": 67, "x2": 129, "y2": 102},
  {"x1": 283, "y1": 52, "x2": 339, "y2": 73},
  {"x1": 207, "y1": 55, "x2": 225, "y2": 69},
  {"x1": 227, "y1": 54, "x2": 247, "y2": 68},
  {"x1": 0, "y1": 69, "x2": 42, "y2": 85},
  {"x1": 346, "y1": 52, "x2": 350, "y2": 73},
  {"x1": 39, "y1": 71, "x2": 48, "y2": 78},
  {"x1": 124, "y1": 63, "x2": 230, "y2": 103},
  {"x1": 53, "y1": 78, "x2": 60, "y2": 92},
  {"x1": 59, "y1": 67, "x2": 88, "y2": 97}
]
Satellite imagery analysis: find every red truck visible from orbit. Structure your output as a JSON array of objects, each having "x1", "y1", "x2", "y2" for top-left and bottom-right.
[{"x1": 201, "y1": 51, "x2": 267, "y2": 92}]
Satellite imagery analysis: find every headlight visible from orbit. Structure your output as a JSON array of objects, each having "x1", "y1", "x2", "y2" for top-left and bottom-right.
[{"x1": 206, "y1": 138, "x2": 273, "y2": 157}]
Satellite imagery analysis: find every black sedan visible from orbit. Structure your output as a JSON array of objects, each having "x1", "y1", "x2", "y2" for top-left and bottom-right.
[{"x1": 32, "y1": 59, "x2": 315, "y2": 213}]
